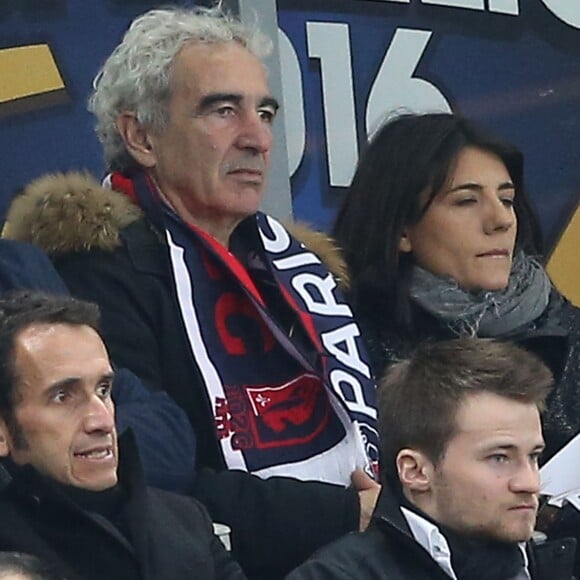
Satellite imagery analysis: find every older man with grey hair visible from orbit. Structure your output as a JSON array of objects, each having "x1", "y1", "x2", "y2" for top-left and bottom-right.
[{"x1": 5, "y1": 5, "x2": 380, "y2": 578}]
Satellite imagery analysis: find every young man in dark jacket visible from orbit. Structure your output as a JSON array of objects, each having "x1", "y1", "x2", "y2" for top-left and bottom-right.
[
  {"x1": 0, "y1": 291, "x2": 244, "y2": 580},
  {"x1": 288, "y1": 338, "x2": 576, "y2": 580}
]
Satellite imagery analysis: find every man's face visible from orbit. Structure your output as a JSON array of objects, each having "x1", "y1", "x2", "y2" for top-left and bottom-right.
[
  {"x1": 140, "y1": 41, "x2": 277, "y2": 243},
  {"x1": 422, "y1": 392, "x2": 544, "y2": 543},
  {"x1": 0, "y1": 323, "x2": 118, "y2": 491}
]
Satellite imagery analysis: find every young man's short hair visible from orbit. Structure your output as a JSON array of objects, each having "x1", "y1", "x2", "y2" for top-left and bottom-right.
[{"x1": 378, "y1": 337, "x2": 553, "y2": 477}]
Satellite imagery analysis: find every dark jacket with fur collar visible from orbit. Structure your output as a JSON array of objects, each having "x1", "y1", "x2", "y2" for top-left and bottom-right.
[
  {"x1": 3, "y1": 172, "x2": 358, "y2": 580},
  {"x1": 0, "y1": 434, "x2": 245, "y2": 580}
]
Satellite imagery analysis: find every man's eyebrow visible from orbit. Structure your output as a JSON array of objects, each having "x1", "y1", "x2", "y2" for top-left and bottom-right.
[
  {"x1": 44, "y1": 372, "x2": 115, "y2": 397},
  {"x1": 260, "y1": 96, "x2": 279, "y2": 111},
  {"x1": 197, "y1": 93, "x2": 243, "y2": 113},
  {"x1": 197, "y1": 93, "x2": 280, "y2": 114},
  {"x1": 44, "y1": 377, "x2": 81, "y2": 397},
  {"x1": 99, "y1": 372, "x2": 116, "y2": 384},
  {"x1": 481, "y1": 442, "x2": 545, "y2": 453},
  {"x1": 483, "y1": 443, "x2": 517, "y2": 452}
]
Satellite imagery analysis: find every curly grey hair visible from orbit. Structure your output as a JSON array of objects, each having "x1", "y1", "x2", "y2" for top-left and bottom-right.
[{"x1": 88, "y1": 4, "x2": 272, "y2": 172}]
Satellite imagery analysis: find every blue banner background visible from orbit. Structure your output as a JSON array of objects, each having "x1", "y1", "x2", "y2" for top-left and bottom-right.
[{"x1": 0, "y1": 0, "x2": 578, "y2": 252}]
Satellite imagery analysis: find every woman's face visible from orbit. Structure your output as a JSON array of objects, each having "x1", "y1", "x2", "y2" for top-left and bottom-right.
[{"x1": 400, "y1": 146, "x2": 517, "y2": 292}]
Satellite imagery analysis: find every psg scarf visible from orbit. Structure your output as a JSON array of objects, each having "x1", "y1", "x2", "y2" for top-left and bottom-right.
[{"x1": 110, "y1": 171, "x2": 379, "y2": 484}]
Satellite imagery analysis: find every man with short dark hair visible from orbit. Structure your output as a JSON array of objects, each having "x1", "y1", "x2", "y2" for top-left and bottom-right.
[
  {"x1": 0, "y1": 291, "x2": 244, "y2": 580},
  {"x1": 0, "y1": 238, "x2": 197, "y2": 495},
  {"x1": 288, "y1": 338, "x2": 576, "y2": 579}
]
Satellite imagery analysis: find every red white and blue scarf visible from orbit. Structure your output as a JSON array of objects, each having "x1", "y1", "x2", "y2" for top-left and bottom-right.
[{"x1": 110, "y1": 172, "x2": 379, "y2": 484}]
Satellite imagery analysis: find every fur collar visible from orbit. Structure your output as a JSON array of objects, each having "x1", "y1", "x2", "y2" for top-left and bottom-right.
[
  {"x1": 3, "y1": 172, "x2": 349, "y2": 288},
  {"x1": 3, "y1": 172, "x2": 142, "y2": 255}
]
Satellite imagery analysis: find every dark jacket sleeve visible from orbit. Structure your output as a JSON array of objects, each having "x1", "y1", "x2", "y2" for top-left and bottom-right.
[
  {"x1": 528, "y1": 536, "x2": 577, "y2": 580},
  {"x1": 208, "y1": 522, "x2": 248, "y2": 580},
  {"x1": 210, "y1": 533, "x2": 248, "y2": 580},
  {"x1": 153, "y1": 489, "x2": 248, "y2": 580},
  {"x1": 113, "y1": 367, "x2": 197, "y2": 494},
  {"x1": 195, "y1": 467, "x2": 359, "y2": 579},
  {"x1": 285, "y1": 531, "x2": 377, "y2": 580},
  {"x1": 0, "y1": 240, "x2": 70, "y2": 294},
  {"x1": 286, "y1": 559, "x2": 354, "y2": 580}
]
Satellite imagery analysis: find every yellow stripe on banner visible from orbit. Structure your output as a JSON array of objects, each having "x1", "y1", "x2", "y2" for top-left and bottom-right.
[
  {"x1": 547, "y1": 205, "x2": 580, "y2": 306},
  {"x1": 0, "y1": 44, "x2": 64, "y2": 103}
]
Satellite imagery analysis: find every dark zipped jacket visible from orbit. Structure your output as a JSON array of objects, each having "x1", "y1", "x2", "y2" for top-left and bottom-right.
[
  {"x1": 0, "y1": 434, "x2": 245, "y2": 580},
  {"x1": 287, "y1": 484, "x2": 577, "y2": 580},
  {"x1": 354, "y1": 285, "x2": 580, "y2": 577}
]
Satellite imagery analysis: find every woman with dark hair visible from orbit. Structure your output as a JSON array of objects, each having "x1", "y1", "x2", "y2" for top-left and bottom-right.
[{"x1": 333, "y1": 112, "x2": 579, "y2": 459}]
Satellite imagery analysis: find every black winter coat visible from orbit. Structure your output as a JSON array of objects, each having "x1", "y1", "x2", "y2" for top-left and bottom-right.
[
  {"x1": 0, "y1": 436, "x2": 244, "y2": 580},
  {"x1": 287, "y1": 485, "x2": 577, "y2": 580},
  {"x1": 55, "y1": 218, "x2": 360, "y2": 580}
]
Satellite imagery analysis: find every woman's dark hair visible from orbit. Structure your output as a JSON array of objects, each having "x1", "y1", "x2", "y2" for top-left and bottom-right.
[{"x1": 332, "y1": 112, "x2": 543, "y2": 332}]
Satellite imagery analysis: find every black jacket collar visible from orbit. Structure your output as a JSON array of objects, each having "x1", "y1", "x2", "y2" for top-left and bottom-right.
[{"x1": 0, "y1": 430, "x2": 144, "y2": 501}]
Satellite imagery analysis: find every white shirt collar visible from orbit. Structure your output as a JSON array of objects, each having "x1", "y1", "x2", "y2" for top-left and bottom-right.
[{"x1": 400, "y1": 506, "x2": 531, "y2": 580}]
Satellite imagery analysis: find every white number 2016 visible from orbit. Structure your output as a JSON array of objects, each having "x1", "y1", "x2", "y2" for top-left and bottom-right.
[{"x1": 279, "y1": 22, "x2": 451, "y2": 187}]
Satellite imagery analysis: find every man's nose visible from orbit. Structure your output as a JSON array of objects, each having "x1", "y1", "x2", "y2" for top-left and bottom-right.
[
  {"x1": 510, "y1": 459, "x2": 541, "y2": 495},
  {"x1": 236, "y1": 112, "x2": 273, "y2": 154},
  {"x1": 84, "y1": 396, "x2": 115, "y2": 434}
]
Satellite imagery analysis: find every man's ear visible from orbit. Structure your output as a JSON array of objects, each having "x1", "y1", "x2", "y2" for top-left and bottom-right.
[
  {"x1": 0, "y1": 418, "x2": 11, "y2": 457},
  {"x1": 116, "y1": 113, "x2": 157, "y2": 169},
  {"x1": 396, "y1": 448, "x2": 434, "y2": 492},
  {"x1": 399, "y1": 229, "x2": 413, "y2": 254}
]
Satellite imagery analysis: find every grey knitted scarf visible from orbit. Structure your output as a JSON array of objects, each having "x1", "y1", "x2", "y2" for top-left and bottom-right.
[{"x1": 409, "y1": 252, "x2": 552, "y2": 337}]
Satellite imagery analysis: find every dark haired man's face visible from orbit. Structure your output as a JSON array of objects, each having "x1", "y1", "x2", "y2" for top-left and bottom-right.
[
  {"x1": 421, "y1": 391, "x2": 544, "y2": 543},
  {"x1": 0, "y1": 323, "x2": 118, "y2": 491}
]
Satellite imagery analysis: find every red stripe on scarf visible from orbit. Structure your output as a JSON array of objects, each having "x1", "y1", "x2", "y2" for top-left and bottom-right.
[
  {"x1": 110, "y1": 171, "x2": 265, "y2": 307},
  {"x1": 186, "y1": 223, "x2": 265, "y2": 307}
]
